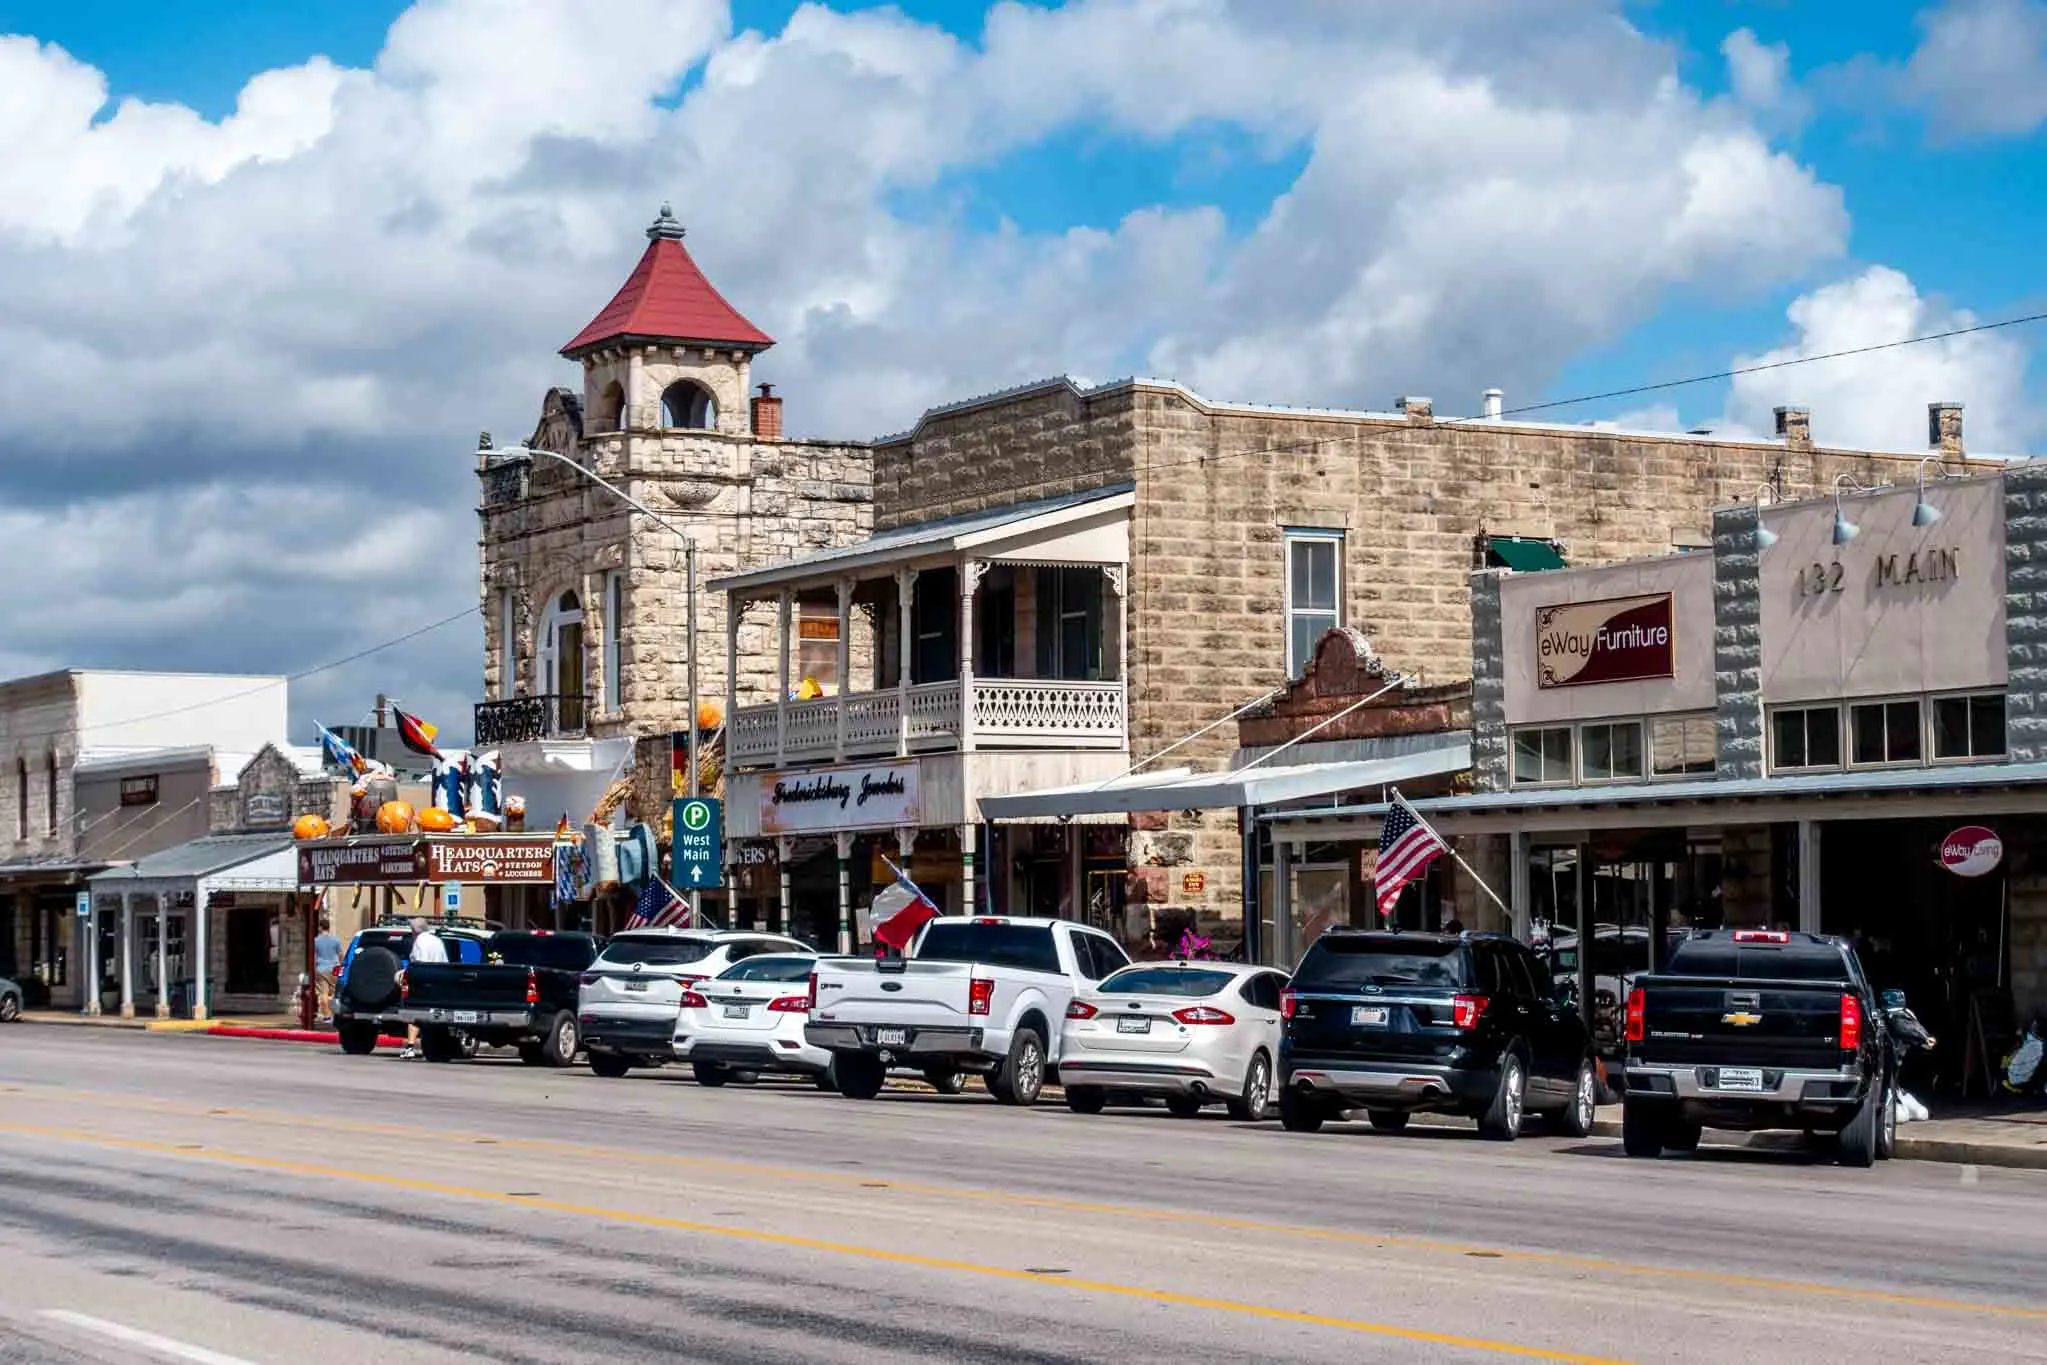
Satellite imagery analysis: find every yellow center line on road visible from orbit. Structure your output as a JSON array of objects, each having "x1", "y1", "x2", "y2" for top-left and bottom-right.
[
  {"x1": 11, "y1": 1084, "x2": 2047, "y2": 1326},
  {"x1": 0, "y1": 1120, "x2": 1626, "y2": 1365}
]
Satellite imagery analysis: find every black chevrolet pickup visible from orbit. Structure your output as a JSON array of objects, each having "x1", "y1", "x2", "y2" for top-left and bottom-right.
[
  {"x1": 1622, "y1": 929, "x2": 1896, "y2": 1167},
  {"x1": 398, "y1": 931, "x2": 600, "y2": 1066}
]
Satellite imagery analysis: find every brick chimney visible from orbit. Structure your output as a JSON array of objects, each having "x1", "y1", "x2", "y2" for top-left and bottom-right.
[
  {"x1": 750, "y1": 382, "x2": 784, "y2": 441},
  {"x1": 1928, "y1": 401, "x2": 1964, "y2": 457},
  {"x1": 1400, "y1": 395, "x2": 1434, "y2": 425},
  {"x1": 1773, "y1": 405, "x2": 1811, "y2": 450}
]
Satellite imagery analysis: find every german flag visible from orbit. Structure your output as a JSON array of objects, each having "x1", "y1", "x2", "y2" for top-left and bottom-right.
[{"x1": 392, "y1": 707, "x2": 441, "y2": 758}]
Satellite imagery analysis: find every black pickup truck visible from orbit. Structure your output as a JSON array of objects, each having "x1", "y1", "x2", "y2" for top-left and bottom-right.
[
  {"x1": 398, "y1": 931, "x2": 600, "y2": 1066},
  {"x1": 1622, "y1": 929, "x2": 1896, "y2": 1167}
]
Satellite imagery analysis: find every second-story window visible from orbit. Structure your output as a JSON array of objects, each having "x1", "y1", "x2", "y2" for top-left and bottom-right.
[
  {"x1": 912, "y1": 566, "x2": 959, "y2": 684},
  {"x1": 1770, "y1": 705, "x2": 1841, "y2": 772},
  {"x1": 1849, "y1": 699, "x2": 1922, "y2": 767},
  {"x1": 46, "y1": 751, "x2": 58, "y2": 835},
  {"x1": 1932, "y1": 693, "x2": 2006, "y2": 761},
  {"x1": 1035, "y1": 567, "x2": 1103, "y2": 681},
  {"x1": 499, "y1": 588, "x2": 519, "y2": 701},
  {"x1": 15, "y1": 758, "x2": 27, "y2": 840},
  {"x1": 1285, "y1": 529, "x2": 1343, "y2": 678}
]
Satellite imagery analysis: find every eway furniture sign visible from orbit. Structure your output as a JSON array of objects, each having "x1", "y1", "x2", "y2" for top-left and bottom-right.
[{"x1": 1535, "y1": 593, "x2": 1676, "y2": 689}]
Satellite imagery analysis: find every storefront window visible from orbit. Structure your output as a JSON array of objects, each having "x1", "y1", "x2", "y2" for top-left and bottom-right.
[
  {"x1": 1580, "y1": 721, "x2": 1644, "y2": 782},
  {"x1": 1511, "y1": 727, "x2": 1572, "y2": 785},
  {"x1": 1849, "y1": 699, "x2": 1922, "y2": 766},
  {"x1": 1649, "y1": 715, "x2": 1717, "y2": 776},
  {"x1": 1933, "y1": 693, "x2": 2006, "y2": 761},
  {"x1": 1770, "y1": 705, "x2": 1841, "y2": 771}
]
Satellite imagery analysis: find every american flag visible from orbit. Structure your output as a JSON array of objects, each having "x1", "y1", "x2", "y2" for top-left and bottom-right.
[
  {"x1": 626, "y1": 878, "x2": 691, "y2": 930},
  {"x1": 1375, "y1": 795, "x2": 1448, "y2": 920}
]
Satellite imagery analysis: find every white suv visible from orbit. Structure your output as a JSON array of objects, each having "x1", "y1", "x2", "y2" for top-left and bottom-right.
[{"x1": 579, "y1": 928, "x2": 808, "y2": 1077}]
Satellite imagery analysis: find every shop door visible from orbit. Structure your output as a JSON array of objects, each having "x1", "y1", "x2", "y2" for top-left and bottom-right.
[
  {"x1": 0, "y1": 900, "x2": 16, "y2": 978},
  {"x1": 225, "y1": 907, "x2": 279, "y2": 996}
]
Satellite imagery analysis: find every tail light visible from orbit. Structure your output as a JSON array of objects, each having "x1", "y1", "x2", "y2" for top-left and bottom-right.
[
  {"x1": 806, "y1": 972, "x2": 818, "y2": 1012},
  {"x1": 578, "y1": 973, "x2": 599, "y2": 987},
  {"x1": 768, "y1": 994, "x2": 810, "y2": 1013},
  {"x1": 1172, "y1": 1005, "x2": 1234, "y2": 1026},
  {"x1": 525, "y1": 968, "x2": 538, "y2": 1006},
  {"x1": 1733, "y1": 930, "x2": 1790, "y2": 944},
  {"x1": 1624, "y1": 987, "x2": 1645, "y2": 1043},
  {"x1": 968, "y1": 977, "x2": 995, "y2": 1016},
  {"x1": 1839, "y1": 993, "x2": 1862, "y2": 1051},
  {"x1": 678, "y1": 988, "x2": 709, "y2": 1010},
  {"x1": 1452, "y1": 994, "x2": 1489, "y2": 1030},
  {"x1": 1280, "y1": 989, "x2": 1298, "y2": 1020},
  {"x1": 1066, "y1": 999, "x2": 1099, "y2": 1020}
]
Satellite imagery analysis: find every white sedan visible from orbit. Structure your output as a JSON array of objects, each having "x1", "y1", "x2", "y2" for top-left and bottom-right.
[
  {"x1": 1057, "y1": 961, "x2": 1290, "y2": 1120},
  {"x1": 673, "y1": 953, "x2": 831, "y2": 1087}
]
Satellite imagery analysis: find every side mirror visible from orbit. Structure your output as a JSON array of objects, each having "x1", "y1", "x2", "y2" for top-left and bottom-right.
[{"x1": 1880, "y1": 988, "x2": 1906, "y2": 1012}]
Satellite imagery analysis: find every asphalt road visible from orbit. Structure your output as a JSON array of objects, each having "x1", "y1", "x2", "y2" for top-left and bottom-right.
[{"x1": 1, "y1": 1031, "x2": 2044, "y2": 1365}]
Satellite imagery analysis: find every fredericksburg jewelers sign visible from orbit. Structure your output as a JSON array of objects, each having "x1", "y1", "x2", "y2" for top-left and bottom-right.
[
  {"x1": 761, "y1": 762, "x2": 919, "y2": 835},
  {"x1": 1535, "y1": 593, "x2": 1676, "y2": 689}
]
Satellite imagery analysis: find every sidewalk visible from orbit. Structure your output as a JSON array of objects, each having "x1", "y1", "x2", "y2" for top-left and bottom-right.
[
  {"x1": 1584, "y1": 1102, "x2": 2047, "y2": 1171},
  {"x1": 16, "y1": 1008, "x2": 400, "y2": 1046}
]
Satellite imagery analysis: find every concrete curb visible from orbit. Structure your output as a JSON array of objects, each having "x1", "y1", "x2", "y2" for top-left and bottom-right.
[
  {"x1": 1584, "y1": 1119, "x2": 2047, "y2": 1171},
  {"x1": 206, "y1": 1026, "x2": 407, "y2": 1048}
]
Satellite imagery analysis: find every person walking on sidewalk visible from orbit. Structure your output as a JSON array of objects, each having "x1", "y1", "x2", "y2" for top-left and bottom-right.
[
  {"x1": 399, "y1": 917, "x2": 447, "y2": 1060},
  {"x1": 313, "y1": 917, "x2": 342, "y2": 1025}
]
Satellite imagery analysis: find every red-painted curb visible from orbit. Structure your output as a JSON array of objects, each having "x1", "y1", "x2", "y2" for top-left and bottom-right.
[{"x1": 207, "y1": 1026, "x2": 407, "y2": 1047}]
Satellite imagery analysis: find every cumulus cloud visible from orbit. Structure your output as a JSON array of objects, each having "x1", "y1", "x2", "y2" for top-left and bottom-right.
[
  {"x1": 1716, "y1": 265, "x2": 2040, "y2": 453},
  {"x1": 1723, "y1": 28, "x2": 1792, "y2": 110},
  {"x1": 1898, "y1": 0, "x2": 2047, "y2": 138},
  {"x1": 0, "y1": 0, "x2": 1895, "y2": 733}
]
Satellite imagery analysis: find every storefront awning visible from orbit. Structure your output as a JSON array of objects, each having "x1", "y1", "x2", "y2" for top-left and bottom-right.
[
  {"x1": 88, "y1": 832, "x2": 299, "y2": 894},
  {"x1": 977, "y1": 736, "x2": 1470, "y2": 820},
  {"x1": 1486, "y1": 535, "x2": 1567, "y2": 571}
]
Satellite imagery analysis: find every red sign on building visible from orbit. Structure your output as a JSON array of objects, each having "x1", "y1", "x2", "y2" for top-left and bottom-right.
[{"x1": 1535, "y1": 593, "x2": 1676, "y2": 689}]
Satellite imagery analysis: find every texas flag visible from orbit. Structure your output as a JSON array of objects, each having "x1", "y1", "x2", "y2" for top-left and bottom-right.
[{"x1": 872, "y1": 855, "x2": 941, "y2": 952}]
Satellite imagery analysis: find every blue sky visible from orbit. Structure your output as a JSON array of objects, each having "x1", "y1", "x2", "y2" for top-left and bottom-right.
[{"x1": 0, "y1": 0, "x2": 2041, "y2": 733}]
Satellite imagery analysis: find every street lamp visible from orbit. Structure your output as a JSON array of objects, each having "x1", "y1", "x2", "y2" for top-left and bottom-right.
[{"x1": 479, "y1": 440, "x2": 704, "y2": 921}]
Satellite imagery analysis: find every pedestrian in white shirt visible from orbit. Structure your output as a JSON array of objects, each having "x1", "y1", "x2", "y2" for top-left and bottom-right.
[{"x1": 400, "y1": 916, "x2": 448, "y2": 1059}]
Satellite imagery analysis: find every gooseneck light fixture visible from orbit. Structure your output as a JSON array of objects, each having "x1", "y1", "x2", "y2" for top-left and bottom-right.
[
  {"x1": 1832, "y1": 475, "x2": 1865, "y2": 546},
  {"x1": 1751, "y1": 483, "x2": 1780, "y2": 550},
  {"x1": 1913, "y1": 456, "x2": 1947, "y2": 528}
]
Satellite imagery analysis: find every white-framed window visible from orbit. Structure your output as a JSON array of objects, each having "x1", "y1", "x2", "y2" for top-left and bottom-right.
[
  {"x1": 1931, "y1": 692, "x2": 2006, "y2": 762},
  {"x1": 1579, "y1": 720, "x2": 1644, "y2": 782},
  {"x1": 1511, "y1": 727, "x2": 1573, "y2": 786},
  {"x1": 1284, "y1": 529, "x2": 1343, "y2": 678},
  {"x1": 603, "y1": 570, "x2": 625, "y2": 713},
  {"x1": 499, "y1": 588, "x2": 519, "y2": 701},
  {"x1": 1649, "y1": 715, "x2": 1717, "y2": 777},
  {"x1": 1770, "y1": 705, "x2": 1842, "y2": 772},
  {"x1": 1848, "y1": 698, "x2": 1923, "y2": 767}
]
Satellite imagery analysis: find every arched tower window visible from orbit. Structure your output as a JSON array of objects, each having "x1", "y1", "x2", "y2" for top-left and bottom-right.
[
  {"x1": 45, "y1": 751, "x2": 58, "y2": 835},
  {"x1": 535, "y1": 590, "x2": 587, "y2": 732},
  {"x1": 660, "y1": 381, "x2": 716, "y2": 430},
  {"x1": 597, "y1": 380, "x2": 626, "y2": 432}
]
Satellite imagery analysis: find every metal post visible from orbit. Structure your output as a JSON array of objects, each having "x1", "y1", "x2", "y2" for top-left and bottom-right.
[
  {"x1": 1272, "y1": 837, "x2": 1294, "y2": 967},
  {"x1": 896, "y1": 568, "x2": 918, "y2": 756},
  {"x1": 1239, "y1": 805, "x2": 1261, "y2": 965},
  {"x1": 686, "y1": 539, "x2": 702, "y2": 926},
  {"x1": 835, "y1": 578, "x2": 853, "y2": 761},
  {"x1": 835, "y1": 832, "x2": 853, "y2": 954},
  {"x1": 155, "y1": 896, "x2": 169, "y2": 1019},
  {"x1": 960, "y1": 822, "x2": 977, "y2": 918},
  {"x1": 776, "y1": 837, "x2": 792, "y2": 937},
  {"x1": 959, "y1": 560, "x2": 978, "y2": 753},
  {"x1": 776, "y1": 588, "x2": 792, "y2": 764},
  {"x1": 1509, "y1": 830, "x2": 1531, "y2": 942},
  {"x1": 193, "y1": 889, "x2": 209, "y2": 1021},
  {"x1": 1796, "y1": 819, "x2": 1821, "y2": 934},
  {"x1": 82, "y1": 894, "x2": 98, "y2": 1016},
  {"x1": 119, "y1": 893, "x2": 134, "y2": 1019},
  {"x1": 1574, "y1": 843, "x2": 1591, "y2": 1038}
]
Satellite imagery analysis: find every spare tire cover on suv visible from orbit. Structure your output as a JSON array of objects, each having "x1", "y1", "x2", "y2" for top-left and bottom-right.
[{"x1": 344, "y1": 946, "x2": 402, "y2": 1011}]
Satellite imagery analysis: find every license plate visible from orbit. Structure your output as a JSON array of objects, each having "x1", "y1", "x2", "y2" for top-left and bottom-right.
[
  {"x1": 452, "y1": 1011, "x2": 479, "y2": 1025},
  {"x1": 1716, "y1": 1067, "x2": 1765, "y2": 1092},
  {"x1": 876, "y1": 1027, "x2": 908, "y2": 1046},
  {"x1": 624, "y1": 980, "x2": 648, "y2": 993},
  {"x1": 1116, "y1": 1016, "x2": 1151, "y2": 1034},
  {"x1": 1351, "y1": 1006, "x2": 1389, "y2": 1027},
  {"x1": 721, "y1": 1004, "x2": 750, "y2": 1019}
]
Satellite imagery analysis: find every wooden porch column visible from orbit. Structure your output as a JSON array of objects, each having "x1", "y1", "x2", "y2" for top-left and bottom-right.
[
  {"x1": 193, "y1": 886, "x2": 210, "y2": 1020},
  {"x1": 960, "y1": 560, "x2": 981, "y2": 753},
  {"x1": 725, "y1": 593, "x2": 741, "y2": 748},
  {"x1": 836, "y1": 831, "x2": 854, "y2": 954},
  {"x1": 1509, "y1": 830, "x2": 1532, "y2": 942},
  {"x1": 835, "y1": 578, "x2": 854, "y2": 761},
  {"x1": 1797, "y1": 820, "x2": 1821, "y2": 934},
  {"x1": 776, "y1": 838, "x2": 793, "y2": 936},
  {"x1": 896, "y1": 567, "x2": 918, "y2": 757},
  {"x1": 155, "y1": 896, "x2": 170, "y2": 1018},
  {"x1": 118, "y1": 893, "x2": 134, "y2": 1018},
  {"x1": 775, "y1": 588, "x2": 793, "y2": 765}
]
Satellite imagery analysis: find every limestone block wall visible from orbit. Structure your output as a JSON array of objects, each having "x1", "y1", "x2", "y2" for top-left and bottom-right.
[
  {"x1": 1712, "y1": 505, "x2": 1766, "y2": 780},
  {"x1": 2003, "y1": 464, "x2": 2047, "y2": 763},
  {"x1": 0, "y1": 674, "x2": 79, "y2": 864},
  {"x1": 1469, "y1": 572, "x2": 1507, "y2": 792}
]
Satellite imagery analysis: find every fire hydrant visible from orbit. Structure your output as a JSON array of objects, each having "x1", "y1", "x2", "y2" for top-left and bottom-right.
[{"x1": 296, "y1": 972, "x2": 316, "y2": 1030}]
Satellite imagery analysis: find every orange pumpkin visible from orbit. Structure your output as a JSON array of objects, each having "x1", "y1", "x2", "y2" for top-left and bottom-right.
[
  {"x1": 697, "y1": 700, "x2": 723, "y2": 731},
  {"x1": 292, "y1": 813, "x2": 331, "y2": 841},
  {"x1": 375, "y1": 800, "x2": 417, "y2": 834},
  {"x1": 417, "y1": 806, "x2": 457, "y2": 833}
]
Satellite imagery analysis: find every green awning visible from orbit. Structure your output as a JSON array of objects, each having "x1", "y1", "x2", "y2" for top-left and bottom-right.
[{"x1": 1487, "y1": 536, "x2": 1567, "y2": 571}]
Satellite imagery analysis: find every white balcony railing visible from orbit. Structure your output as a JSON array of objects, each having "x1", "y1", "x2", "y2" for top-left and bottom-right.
[{"x1": 728, "y1": 678, "x2": 1126, "y2": 766}]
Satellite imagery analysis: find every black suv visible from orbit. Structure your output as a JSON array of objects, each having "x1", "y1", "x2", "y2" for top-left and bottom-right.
[{"x1": 1277, "y1": 930, "x2": 1597, "y2": 1140}]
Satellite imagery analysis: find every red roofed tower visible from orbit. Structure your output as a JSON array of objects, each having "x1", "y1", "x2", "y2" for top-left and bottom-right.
[{"x1": 565, "y1": 204, "x2": 776, "y2": 439}]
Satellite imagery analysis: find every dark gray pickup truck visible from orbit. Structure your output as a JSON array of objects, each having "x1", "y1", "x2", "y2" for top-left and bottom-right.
[
  {"x1": 1622, "y1": 929, "x2": 1896, "y2": 1167},
  {"x1": 398, "y1": 931, "x2": 600, "y2": 1066}
]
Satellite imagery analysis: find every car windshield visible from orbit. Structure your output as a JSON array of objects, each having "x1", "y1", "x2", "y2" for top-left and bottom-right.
[
  {"x1": 718, "y1": 955, "x2": 817, "y2": 982},
  {"x1": 915, "y1": 923, "x2": 1060, "y2": 973},
  {"x1": 493, "y1": 934, "x2": 597, "y2": 971},
  {"x1": 596, "y1": 936, "x2": 714, "y2": 967},
  {"x1": 1098, "y1": 967, "x2": 1235, "y2": 997},
  {"x1": 1293, "y1": 937, "x2": 1466, "y2": 991}
]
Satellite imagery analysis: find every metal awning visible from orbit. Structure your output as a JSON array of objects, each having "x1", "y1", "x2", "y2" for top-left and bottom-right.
[
  {"x1": 88, "y1": 832, "x2": 299, "y2": 894},
  {"x1": 978, "y1": 737, "x2": 1470, "y2": 820},
  {"x1": 1486, "y1": 535, "x2": 1567, "y2": 571}
]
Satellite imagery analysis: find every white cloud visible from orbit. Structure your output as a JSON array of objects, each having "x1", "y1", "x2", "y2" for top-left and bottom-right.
[
  {"x1": 1717, "y1": 265, "x2": 2040, "y2": 453},
  {"x1": 1899, "y1": 0, "x2": 2047, "y2": 138},
  {"x1": 1723, "y1": 28, "x2": 1791, "y2": 110},
  {"x1": 0, "y1": 0, "x2": 1880, "y2": 731}
]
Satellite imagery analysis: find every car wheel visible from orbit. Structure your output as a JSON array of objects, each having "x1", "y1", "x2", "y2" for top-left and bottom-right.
[
  {"x1": 517, "y1": 1042, "x2": 547, "y2": 1066},
  {"x1": 1877, "y1": 1075, "x2": 1899, "y2": 1160},
  {"x1": 0, "y1": 993, "x2": 20, "y2": 1023},
  {"x1": 1620, "y1": 1097, "x2": 1665, "y2": 1158},
  {"x1": 923, "y1": 1066, "x2": 966, "y2": 1095},
  {"x1": 693, "y1": 1062, "x2": 730, "y2": 1088},
  {"x1": 1837, "y1": 1081, "x2": 1881, "y2": 1168},
  {"x1": 1556, "y1": 1059, "x2": 1598, "y2": 1139},
  {"x1": 539, "y1": 1012, "x2": 579, "y2": 1067},
  {"x1": 588, "y1": 1051, "x2": 632, "y2": 1079},
  {"x1": 1226, "y1": 1052, "x2": 1272, "y2": 1122},
  {"x1": 1664, "y1": 1120, "x2": 1702, "y2": 1153},
  {"x1": 989, "y1": 1028, "x2": 1046, "y2": 1107},
  {"x1": 813, "y1": 1069, "x2": 839, "y2": 1092},
  {"x1": 1165, "y1": 1093, "x2": 1204, "y2": 1119},
  {"x1": 1366, "y1": 1109, "x2": 1410, "y2": 1133},
  {"x1": 1279, "y1": 1086, "x2": 1325, "y2": 1133},
  {"x1": 1064, "y1": 1086, "x2": 1107, "y2": 1115},
  {"x1": 835, "y1": 1053, "x2": 886, "y2": 1100},
  {"x1": 1477, "y1": 1053, "x2": 1526, "y2": 1141},
  {"x1": 336, "y1": 1021, "x2": 379, "y2": 1056},
  {"x1": 420, "y1": 1026, "x2": 461, "y2": 1063}
]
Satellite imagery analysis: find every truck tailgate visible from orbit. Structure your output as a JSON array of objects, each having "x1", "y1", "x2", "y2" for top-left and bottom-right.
[
  {"x1": 1635, "y1": 976, "x2": 1851, "y2": 1071},
  {"x1": 405, "y1": 965, "x2": 532, "y2": 1010},
  {"x1": 811, "y1": 959, "x2": 973, "y2": 1025}
]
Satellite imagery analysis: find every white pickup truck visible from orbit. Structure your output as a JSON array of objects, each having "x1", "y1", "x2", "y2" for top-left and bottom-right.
[{"x1": 805, "y1": 915, "x2": 1131, "y2": 1104}]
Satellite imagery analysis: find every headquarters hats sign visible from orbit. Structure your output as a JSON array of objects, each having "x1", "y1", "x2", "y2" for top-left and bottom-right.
[{"x1": 1535, "y1": 593, "x2": 1675, "y2": 689}]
